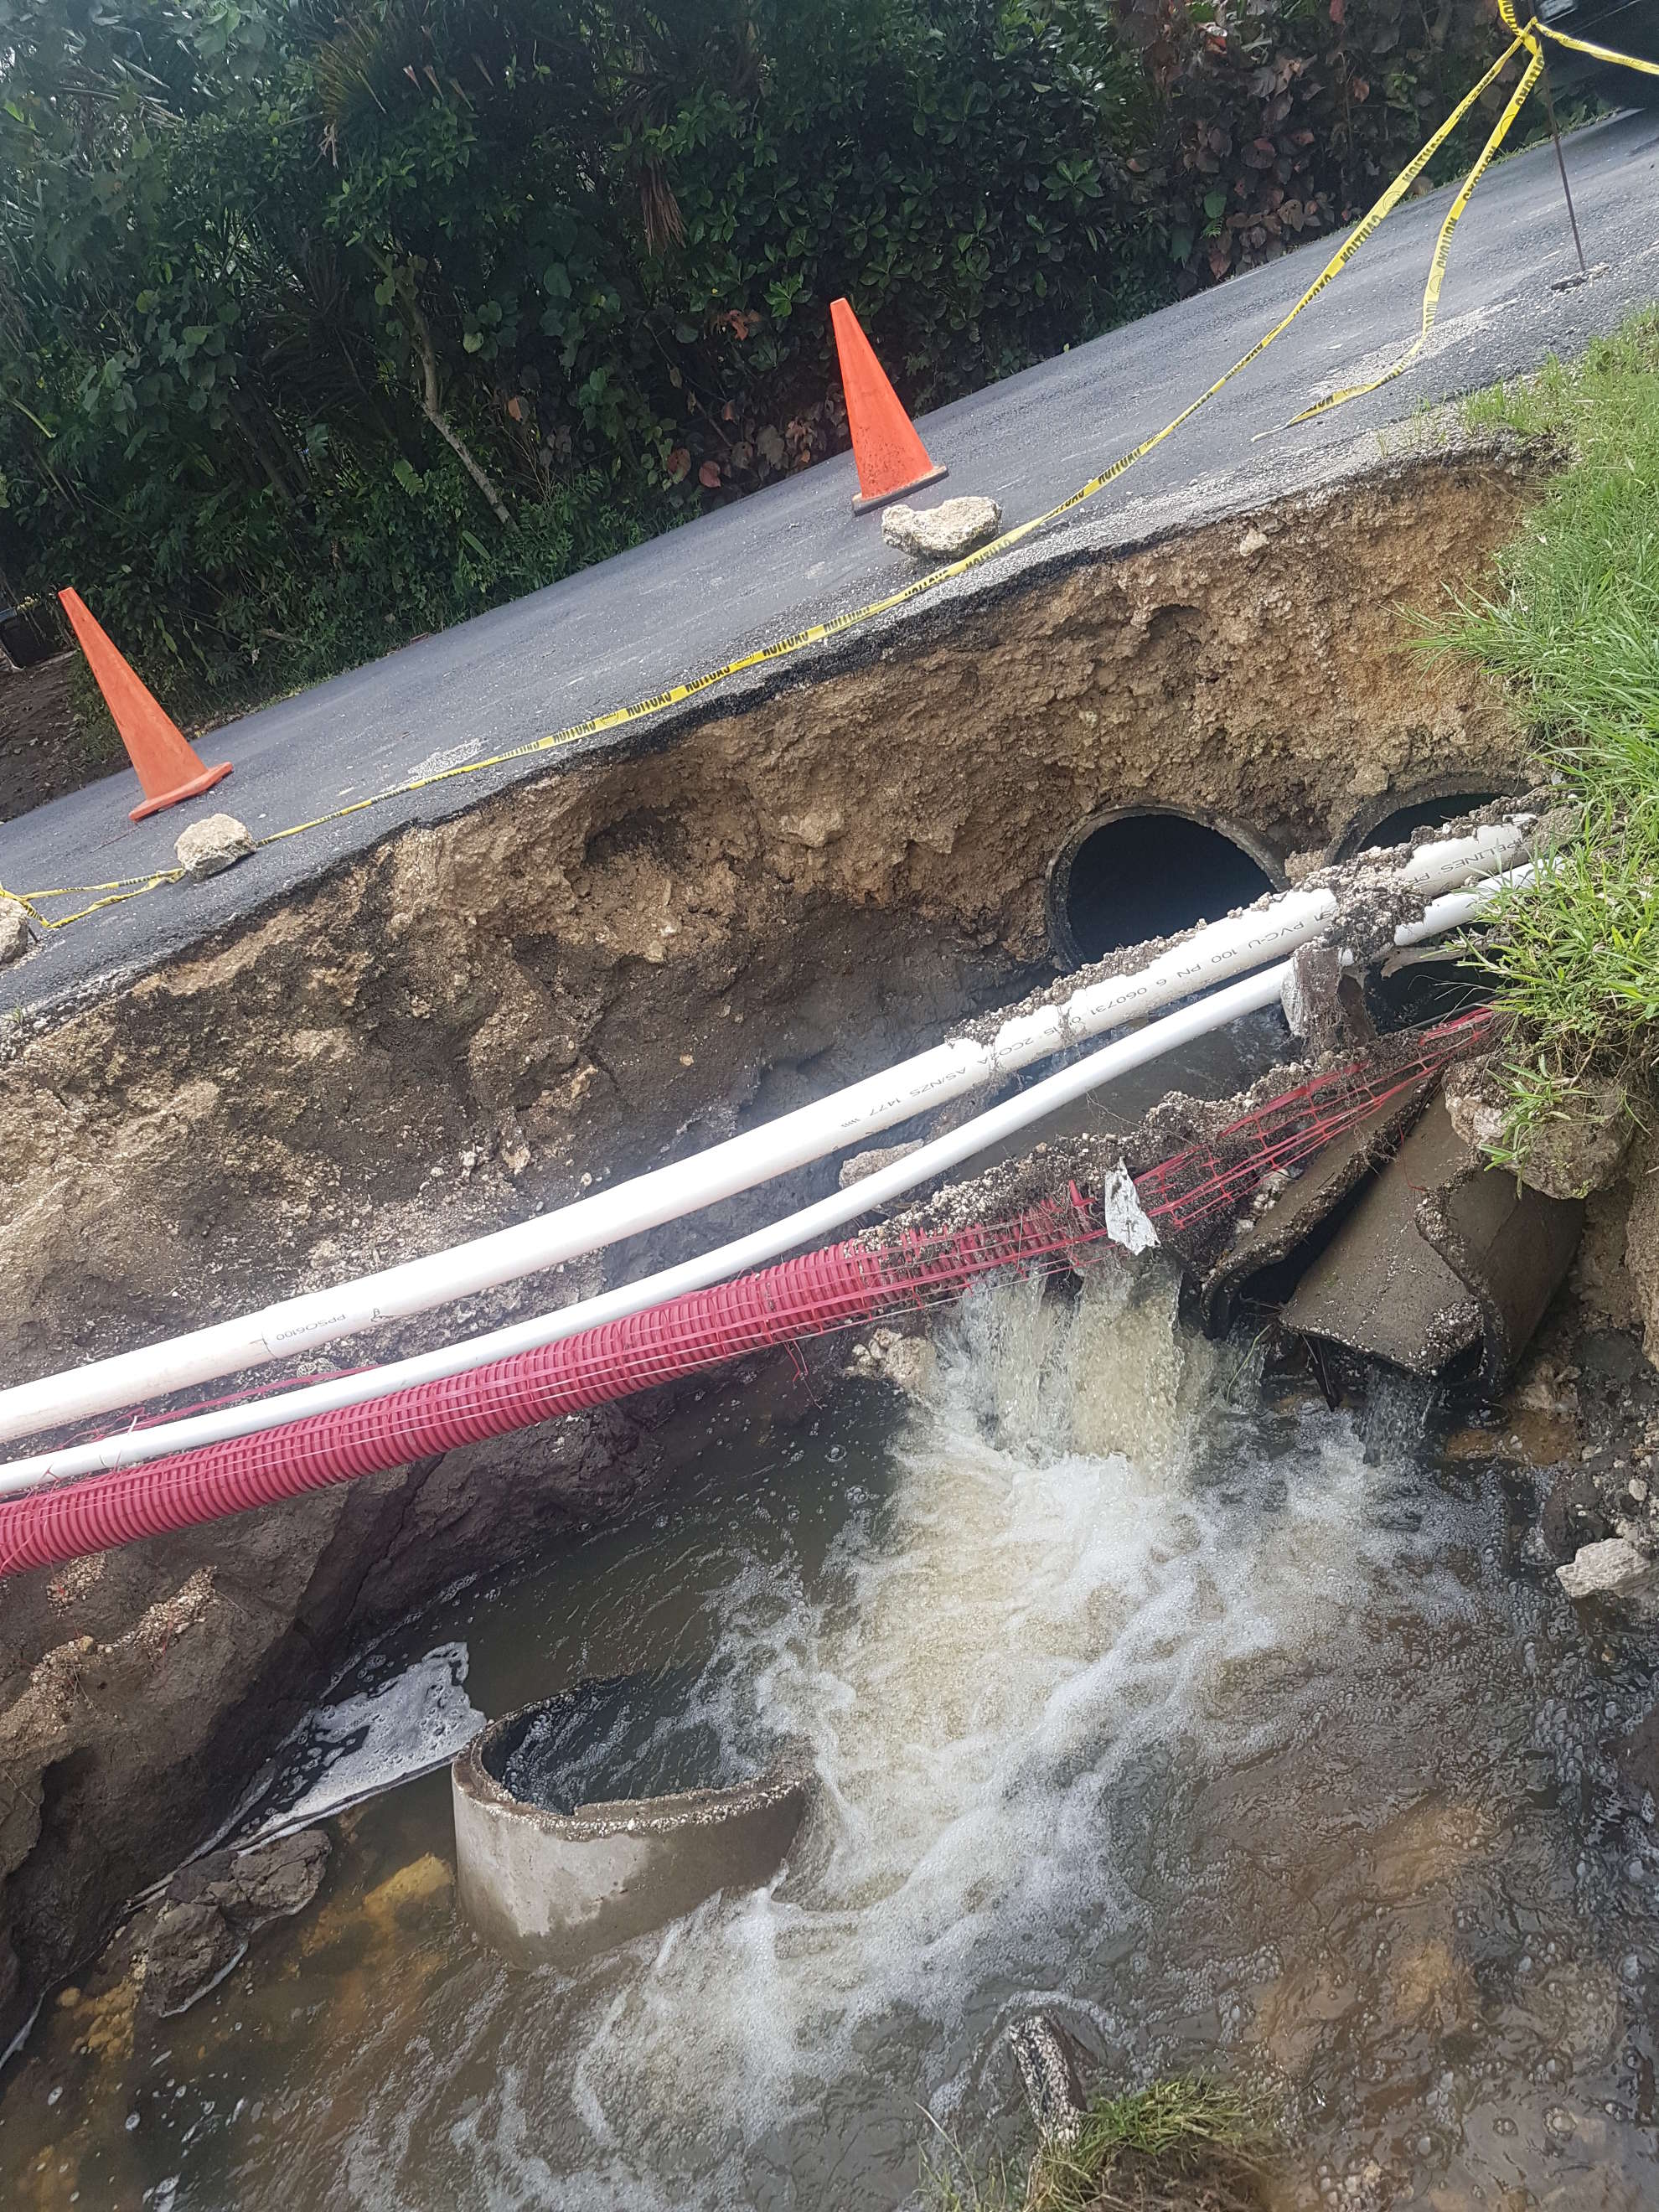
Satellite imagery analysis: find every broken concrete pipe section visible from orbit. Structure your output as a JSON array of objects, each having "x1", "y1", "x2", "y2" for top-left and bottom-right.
[
  {"x1": 452, "y1": 1677, "x2": 811, "y2": 1970},
  {"x1": 1278, "y1": 1094, "x2": 1584, "y2": 1392}
]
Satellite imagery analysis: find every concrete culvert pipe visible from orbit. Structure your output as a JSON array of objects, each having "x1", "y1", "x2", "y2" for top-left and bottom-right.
[
  {"x1": 452, "y1": 1677, "x2": 812, "y2": 1970},
  {"x1": 1329, "y1": 779, "x2": 1514, "y2": 863},
  {"x1": 1045, "y1": 805, "x2": 1284, "y2": 970},
  {"x1": 1335, "y1": 787, "x2": 1516, "y2": 1029}
]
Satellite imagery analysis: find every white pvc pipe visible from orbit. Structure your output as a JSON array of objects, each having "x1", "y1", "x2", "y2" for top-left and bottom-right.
[
  {"x1": 0, "y1": 854, "x2": 1533, "y2": 1500},
  {"x1": 0, "y1": 820, "x2": 1529, "y2": 1447},
  {"x1": 1396, "y1": 863, "x2": 1537, "y2": 946},
  {"x1": 0, "y1": 960, "x2": 1293, "y2": 1494}
]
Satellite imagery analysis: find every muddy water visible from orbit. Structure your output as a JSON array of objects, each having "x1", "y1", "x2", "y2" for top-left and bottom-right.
[{"x1": 5, "y1": 1269, "x2": 1659, "y2": 2211}]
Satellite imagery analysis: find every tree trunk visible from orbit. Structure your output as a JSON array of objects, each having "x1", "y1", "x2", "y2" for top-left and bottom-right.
[
  {"x1": 406, "y1": 296, "x2": 511, "y2": 527},
  {"x1": 228, "y1": 392, "x2": 298, "y2": 511}
]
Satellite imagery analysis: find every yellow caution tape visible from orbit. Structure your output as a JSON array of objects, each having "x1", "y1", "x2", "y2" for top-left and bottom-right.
[
  {"x1": 1283, "y1": 49, "x2": 1542, "y2": 428},
  {"x1": 3, "y1": 868, "x2": 183, "y2": 932},
  {"x1": 1528, "y1": 9, "x2": 1659, "y2": 78},
  {"x1": 1283, "y1": 0, "x2": 1659, "y2": 432},
  {"x1": 11, "y1": 13, "x2": 1652, "y2": 941}
]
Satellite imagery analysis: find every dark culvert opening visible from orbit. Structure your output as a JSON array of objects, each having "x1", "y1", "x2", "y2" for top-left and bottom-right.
[
  {"x1": 1334, "y1": 784, "x2": 1511, "y2": 1031},
  {"x1": 1331, "y1": 784, "x2": 1506, "y2": 862},
  {"x1": 1047, "y1": 807, "x2": 1281, "y2": 969}
]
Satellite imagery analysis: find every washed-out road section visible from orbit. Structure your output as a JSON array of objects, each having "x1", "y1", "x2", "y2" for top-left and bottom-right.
[{"x1": 3, "y1": 106, "x2": 1657, "y2": 1021}]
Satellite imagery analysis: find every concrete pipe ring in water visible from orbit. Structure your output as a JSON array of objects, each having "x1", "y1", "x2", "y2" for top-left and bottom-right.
[
  {"x1": 1043, "y1": 804, "x2": 1284, "y2": 972},
  {"x1": 452, "y1": 1676, "x2": 813, "y2": 1970}
]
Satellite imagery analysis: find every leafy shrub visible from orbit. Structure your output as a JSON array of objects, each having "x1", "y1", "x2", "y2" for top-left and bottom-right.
[{"x1": 0, "y1": 0, "x2": 1518, "y2": 720}]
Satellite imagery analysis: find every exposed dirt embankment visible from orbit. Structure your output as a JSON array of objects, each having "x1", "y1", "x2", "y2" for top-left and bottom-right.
[{"x1": 0, "y1": 443, "x2": 1533, "y2": 2054}]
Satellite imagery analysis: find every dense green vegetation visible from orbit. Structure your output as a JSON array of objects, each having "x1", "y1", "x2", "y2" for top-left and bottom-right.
[
  {"x1": 1427, "y1": 313, "x2": 1659, "y2": 1167},
  {"x1": 3, "y1": 0, "x2": 1507, "y2": 721}
]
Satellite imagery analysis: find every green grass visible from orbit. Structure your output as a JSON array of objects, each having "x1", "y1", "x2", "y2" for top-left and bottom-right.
[
  {"x1": 1418, "y1": 309, "x2": 1659, "y2": 1170},
  {"x1": 924, "y1": 2075, "x2": 1273, "y2": 2212}
]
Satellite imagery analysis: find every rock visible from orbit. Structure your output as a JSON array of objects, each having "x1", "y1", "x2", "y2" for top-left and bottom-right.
[
  {"x1": 1557, "y1": 1536, "x2": 1654, "y2": 1602},
  {"x1": 849, "y1": 1327, "x2": 935, "y2": 1395},
  {"x1": 881, "y1": 495, "x2": 1001, "y2": 561},
  {"x1": 140, "y1": 1899, "x2": 245, "y2": 2020},
  {"x1": 167, "y1": 1827, "x2": 330, "y2": 1930},
  {"x1": 1236, "y1": 526, "x2": 1269, "y2": 559},
  {"x1": 1519, "y1": 1073, "x2": 1632, "y2": 1200},
  {"x1": 1443, "y1": 1057, "x2": 1509, "y2": 1159},
  {"x1": 1007, "y1": 2013, "x2": 1091, "y2": 2148},
  {"x1": 1448, "y1": 1052, "x2": 1631, "y2": 1199},
  {"x1": 1279, "y1": 940, "x2": 1345, "y2": 1050},
  {"x1": 128, "y1": 1830, "x2": 328, "y2": 2020},
  {"x1": 174, "y1": 811, "x2": 254, "y2": 881},
  {"x1": 1445, "y1": 1056, "x2": 1631, "y2": 1198},
  {"x1": 0, "y1": 895, "x2": 33, "y2": 968},
  {"x1": 839, "y1": 1139, "x2": 923, "y2": 1191}
]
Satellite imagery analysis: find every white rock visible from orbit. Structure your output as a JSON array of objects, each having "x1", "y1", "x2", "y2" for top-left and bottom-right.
[
  {"x1": 0, "y1": 895, "x2": 34, "y2": 968},
  {"x1": 850, "y1": 1327, "x2": 936, "y2": 1395},
  {"x1": 174, "y1": 812, "x2": 254, "y2": 881},
  {"x1": 1557, "y1": 1537, "x2": 1652, "y2": 1601},
  {"x1": 1237, "y1": 526, "x2": 1269, "y2": 558},
  {"x1": 1102, "y1": 1161, "x2": 1158, "y2": 1254},
  {"x1": 881, "y1": 495, "x2": 1002, "y2": 560}
]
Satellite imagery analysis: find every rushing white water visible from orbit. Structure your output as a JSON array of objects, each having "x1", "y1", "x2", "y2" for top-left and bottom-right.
[
  {"x1": 10, "y1": 1264, "x2": 1654, "y2": 2212},
  {"x1": 338, "y1": 1264, "x2": 1491, "y2": 2209}
]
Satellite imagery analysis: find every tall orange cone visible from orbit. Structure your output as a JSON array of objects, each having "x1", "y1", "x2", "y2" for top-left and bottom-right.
[
  {"x1": 830, "y1": 298, "x2": 948, "y2": 514},
  {"x1": 58, "y1": 589, "x2": 232, "y2": 822}
]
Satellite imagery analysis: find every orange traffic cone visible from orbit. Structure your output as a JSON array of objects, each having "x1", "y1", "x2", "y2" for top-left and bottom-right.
[
  {"x1": 830, "y1": 298, "x2": 948, "y2": 514},
  {"x1": 59, "y1": 589, "x2": 232, "y2": 822}
]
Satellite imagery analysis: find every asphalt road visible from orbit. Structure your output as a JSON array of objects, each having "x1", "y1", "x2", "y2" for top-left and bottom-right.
[{"x1": 5, "y1": 106, "x2": 1659, "y2": 1020}]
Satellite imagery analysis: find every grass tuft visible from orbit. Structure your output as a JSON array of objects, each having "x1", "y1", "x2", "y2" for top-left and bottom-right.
[
  {"x1": 924, "y1": 2075, "x2": 1274, "y2": 2212},
  {"x1": 1417, "y1": 310, "x2": 1659, "y2": 1154}
]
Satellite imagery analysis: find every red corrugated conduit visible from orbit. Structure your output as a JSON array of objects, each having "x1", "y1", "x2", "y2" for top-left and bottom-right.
[
  {"x1": 0, "y1": 1196, "x2": 1108, "y2": 1583},
  {"x1": 0, "y1": 1012, "x2": 1489, "y2": 1584}
]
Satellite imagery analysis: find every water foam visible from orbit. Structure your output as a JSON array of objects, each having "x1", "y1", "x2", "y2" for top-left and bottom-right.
[
  {"x1": 412, "y1": 1264, "x2": 1478, "y2": 2209},
  {"x1": 240, "y1": 1641, "x2": 483, "y2": 1844}
]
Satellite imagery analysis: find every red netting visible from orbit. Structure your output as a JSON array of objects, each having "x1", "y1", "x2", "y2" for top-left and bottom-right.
[
  {"x1": 2, "y1": 1014, "x2": 1492, "y2": 1580},
  {"x1": 1133, "y1": 1010, "x2": 1491, "y2": 1236}
]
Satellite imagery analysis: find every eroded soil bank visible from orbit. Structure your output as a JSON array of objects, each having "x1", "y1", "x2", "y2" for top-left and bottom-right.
[{"x1": 0, "y1": 441, "x2": 1538, "y2": 2054}]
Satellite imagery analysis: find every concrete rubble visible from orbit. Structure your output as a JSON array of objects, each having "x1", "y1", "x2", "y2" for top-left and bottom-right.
[
  {"x1": 849, "y1": 1326, "x2": 936, "y2": 1394},
  {"x1": 0, "y1": 894, "x2": 33, "y2": 968},
  {"x1": 881, "y1": 494, "x2": 1002, "y2": 559},
  {"x1": 174, "y1": 810, "x2": 255, "y2": 881},
  {"x1": 840, "y1": 1139, "x2": 923, "y2": 1190}
]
